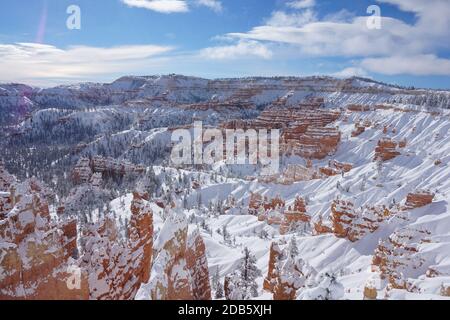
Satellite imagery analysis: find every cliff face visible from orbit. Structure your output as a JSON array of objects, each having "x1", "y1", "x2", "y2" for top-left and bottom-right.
[
  {"x1": 0, "y1": 175, "x2": 89, "y2": 300},
  {"x1": 331, "y1": 200, "x2": 391, "y2": 242},
  {"x1": 71, "y1": 156, "x2": 145, "y2": 185},
  {"x1": 0, "y1": 167, "x2": 153, "y2": 300},
  {"x1": 263, "y1": 241, "x2": 317, "y2": 300},
  {"x1": 186, "y1": 228, "x2": 212, "y2": 300},
  {"x1": 81, "y1": 192, "x2": 153, "y2": 300},
  {"x1": 136, "y1": 210, "x2": 211, "y2": 301}
]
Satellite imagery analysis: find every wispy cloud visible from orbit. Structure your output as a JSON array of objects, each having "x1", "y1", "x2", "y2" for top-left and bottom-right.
[
  {"x1": 121, "y1": 0, "x2": 224, "y2": 14},
  {"x1": 286, "y1": 0, "x2": 315, "y2": 9},
  {"x1": 121, "y1": 0, "x2": 189, "y2": 14},
  {"x1": 222, "y1": 0, "x2": 450, "y2": 76},
  {"x1": 196, "y1": 0, "x2": 223, "y2": 13},
  {"x1": 332, "y1": 67, "x2": 368, "y2": 78},
  {"x1": 199, "y1": 40, "x2": 273, "y2": 60},
  {"x1": 0, "y1": 43, "x2": 174, "y2": 85},
  {"x1": 361, "y1": 55, "x2": 450, "y2": 76}
]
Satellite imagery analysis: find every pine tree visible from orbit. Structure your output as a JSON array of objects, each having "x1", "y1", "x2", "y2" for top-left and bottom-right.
[
  {"x1": 212, "y1": 268, "x2": 224, "y2": 299},
  {"x1": 288, "y1": 236, "x2": 299, "y2": 258},
  {"x1": 239, "y1": 247, "x2": 262, "y2": 298}
]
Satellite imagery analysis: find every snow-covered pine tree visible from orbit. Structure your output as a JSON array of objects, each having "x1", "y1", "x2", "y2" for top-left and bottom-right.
[{"x1": 288, "y1": 236, "x2": 299, "y2": 259}]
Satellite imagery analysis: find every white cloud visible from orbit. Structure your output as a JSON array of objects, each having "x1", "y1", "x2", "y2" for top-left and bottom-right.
[
  {"x1": 196, "y1": 0, "x2": 223, "y2": 13},
  {"x1": 266, "y1": 9, "x2": 316, "y2": 27},
  {"x1": 332, "y1": 67, "x2": 368, "y2": 78},
  {"x1": 200, "y1": 40, "x2": 273, "y2": 60},
  {"x1": 0, "y1": 43, "x2": 174, "y2": 85},
  {"x1": 121, "y1": 0, "x2": 189, "y2": 14},
  {"x1": 361, "y1": 55, "x2": 450, "y2": 76},
  {"x1": 286, "y1": 0, "x2": 315, "y2": 9},
  {"x1": 121, "y1": 0, "x2": 224, "y2": 13},
  {"x1": 223, "y1": 0, "x2": 450, "y2": 76}
]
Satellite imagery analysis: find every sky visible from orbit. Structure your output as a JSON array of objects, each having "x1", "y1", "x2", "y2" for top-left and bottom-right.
[{"x1": 0, "y1": 0, "x2": 449, "y2": 89}]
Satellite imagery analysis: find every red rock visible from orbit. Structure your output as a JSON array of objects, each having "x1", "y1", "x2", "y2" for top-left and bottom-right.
[
  {"x1": 186, "y1": 229, "x2": 212, "y2": 300},
  {"x1": 313, "y1": 217, "x2": 333, "y2": 235},
  {"x1": 71, "y1": 156, "x2": 145, "y2": 185},
  {"x1": 280, "y1": 197, "x2": 310, "y2": 235},
  {"x1": 263, "y1": 242, "x2": 283, "y2": 292},
  {"x1": 140, "y1": 210, "x2": 195, "y2": 300},
  {"x1": 372, "y1": 227, "x2": 431, "y2": 290},
  {"x1": 347, "y1": 104, "x2": 371, "y2": 112},
  {"x1": 0, "y1": 174, "x2": 89, "y2": 300},
  {"x1": 403, "y1": 191, "x2": 434, "y2": 210},
  {"x1": 83, "y1": 192, "x2": 154, "y2": 300},
  {"x1": 374, "y1": 138, "x2": 401, "y2": 162},
  {"x1": 331, "y1": 200, "x2": 389, "y2": 242}
]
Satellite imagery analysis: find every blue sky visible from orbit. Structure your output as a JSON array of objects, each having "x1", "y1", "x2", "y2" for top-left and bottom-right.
[{"x1": 0, "y1": 0, "x2": 449, "y2": 88}]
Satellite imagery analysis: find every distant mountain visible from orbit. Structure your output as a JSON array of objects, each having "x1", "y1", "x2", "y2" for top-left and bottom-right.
[{"x1": 1, "y1": 75, "x2": 450, "y2": 126}]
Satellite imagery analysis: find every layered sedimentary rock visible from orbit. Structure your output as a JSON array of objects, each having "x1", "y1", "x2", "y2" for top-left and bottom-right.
[
  {"x1": 258, "y1": 164, "x2": 320, "y2": 185},
  {"x1": 280, "y1": 197, "x2": 311, "y2": 235},
  {"x1": 186, "y1": 228, "x2": 212, "y2": 300},
  {"x1": 403, "y1": 191, "x2": 434, "y2": 210},
  {"x1": 263, "y1": 242, "x2": 283, "y2": 291},
  {"x1": 0, "y1": 176, "x2": 89, "y2": 299},
  {"x1": 137, "y1": 209, "x2": 210, "y2": 300},
  {"x1": 351, "y1": 124, "x2": 366, "y2": 137},
  {"x1": 72, "y1": 156, "x2": 145, "y2": 185},
  {"x1": 374, "y1": 138, "x2": 401, "y2": 162},
  {"x1": 372, "y1": 227, "x2": 431, "y2": 289},
  {"x1": 1, "y1": 166, "x2": 154, "y2": 300},
  {"x1": 221, "y1": 106, "x2": 342, "y2": 160},
  {"x1": 347, "y1": 104, "x2": 371, "y2": 112},
  {"x1": 263, "y1": 241, "x2": 316, "y2": 300},
  {"x1": 249, "y1": 193, "x2": 285, "y2": 215},
  {"x1": 331, "y1": 200, "x2": 390, "y2": 242},
  {"x1": 81, "y1": 192, "x2": 153, "y2": 300},
  {"x1": 282, "y1": 126, "x2": 341, "y2": 160},
  {"x1": 313, "y1": 216, "x2": 333, "y2": 235}
]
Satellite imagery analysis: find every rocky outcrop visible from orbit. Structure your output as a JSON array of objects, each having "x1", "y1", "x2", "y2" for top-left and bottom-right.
[
  {"x1": 372, "y1": 228, "x2": 431, "y2": 289},
  {"x1": 351, "y1": 124, "x2": 366, "y2": 137},
  {"x1": 221, "y1": 107, "x2": 341, "y2": 160},
  {"x1": 403, "y1": 191, "x2": 434, "y2": 210},
  {"x1": 81, "y1": 191, "x2": 153, "y2": 300},
  {"x1": 137, "y1": 209, "x2": 211, "y2": 300},
  {"x1": 1, "y1": 167, "x2": 154, "y2": 300},
  {"x1": 283, "y1": 126, "x2": 341, "y2": 160},
  {"x1": 331, "y1": 200, "x2": 390, "y2": 242},
  {"x1": 263, "y1": 242, "x2": 283, "y2": 292},
  {"x1": 374, "y1": 138, "x2": 401, "y2": 162},
  {"x1": 263, "y1": 241, "x2": 316, "y2": 300},
  {"x1": 0, "y1": 177, "x2": 89, "y2": 300},
  {"x1": 186, "y1": 228, "x2": 212, "y2": 300},
  {"x1": 71, "y1": 156, "x2": 145, "y2": 185},
  {"x1": 347, "y1": 104, "x2": 371, "y2": 112},
  {"x1": 280, "y1": 197, "x2": 310, "y2": 235},
  {"x1": 313, "y1": 216, "x2": 333, "y2": 235},
  {"x1": 249, "y1": 193, "x2": 285, "y2": 215}
]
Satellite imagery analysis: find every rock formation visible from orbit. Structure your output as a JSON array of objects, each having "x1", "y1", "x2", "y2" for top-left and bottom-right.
[
  {"x1": 136, "y1": 209, "x2": 211, "y2": 300},
  {"x1": 372, "y1": 227, "x2": 431, "y2": 289},
  {"x1": 1, "y1": 167, "x2": 154, "y2": 300},
  {"x1": 403, "y1": 191, "x2": 434, "y2": 210},
  {"x1": 374, "y1": 138, "x2": 401, "y2": 162},
  {"x1": 72, "y1": 156, "x2": 145, "y2": 185},
  {"x1": 0, "y1": 176, "x2": 89, "y2": 299},
  {"x1": 280, "y1": 197, "x2": 310, "y2": 235},
  {"x1": 263, "y1": 241, "x2": 316, "y2": 300},
  {"x1": 81, "y1": 192, "x2": 153, "y2": 300},
  {"x1": 331, "y1": 200, "x2": 390, "y2": 242},
  {"x1": 186, "y1": 228, "x2": 212, "y2": 300}
]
